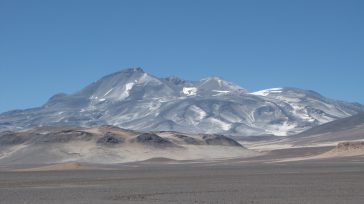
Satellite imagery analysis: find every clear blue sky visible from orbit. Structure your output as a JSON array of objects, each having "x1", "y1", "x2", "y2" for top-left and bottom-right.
[{"x1": 0, "y1": 0, "x2": 363, "y2": 113}]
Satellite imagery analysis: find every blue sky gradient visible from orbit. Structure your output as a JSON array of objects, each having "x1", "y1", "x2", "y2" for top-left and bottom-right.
[{"x1": 0, "y1": 0, "x2": 363, "y2": 113}]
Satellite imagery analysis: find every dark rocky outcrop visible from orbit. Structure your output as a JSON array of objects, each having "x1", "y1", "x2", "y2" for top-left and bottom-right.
[
  {"x1": 97, "y1": 132, "x2": 124, "y2": 146},
  {"x1": 0, "y1": 133, "x2": 28, "y2": 146},
  {"x1": 336, "y1": 141, "x2": 364, "y2": 152},
  {"x1": 35, "y1": 130, "x2": 93, "y2": 143},
  {"x1": 136, "y1": 133, "x2": 176, "y2": 148},
  {"x1": 0, "y1": 129, "x2": 94, "y2": 145},
  {"x1": 202, "y1": 134, "x2": 243, "y2": 147},
  {"x1": 173, "y1": 134, "x2": 203, "y2": 145}
]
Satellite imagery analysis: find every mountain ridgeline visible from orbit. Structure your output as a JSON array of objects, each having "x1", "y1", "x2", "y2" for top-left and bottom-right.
[{"x1": 1, "y1": 68, "x2": 363, "y2": 136}]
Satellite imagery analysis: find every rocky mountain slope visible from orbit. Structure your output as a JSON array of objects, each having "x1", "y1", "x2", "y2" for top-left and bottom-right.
[
  {"x1": 243, "y1": 113, "x2": 364, "y2": 151},
  {"x1": 286, "y1": 113, "x2": 364, "y2": 146},
  {"x1": 1, "y1": 68, "x2": 363, "y2": 136}
]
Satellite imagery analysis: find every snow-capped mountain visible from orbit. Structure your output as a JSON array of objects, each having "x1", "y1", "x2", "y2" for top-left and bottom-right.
[{"x1": 0, "y1": 68, "x2": 363, "y2": 136}]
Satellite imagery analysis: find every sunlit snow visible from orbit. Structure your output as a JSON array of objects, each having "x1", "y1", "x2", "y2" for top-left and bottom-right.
[
  {"x1": 251, "y1": 88, "x2": 283, "y2": 96},
  {"x1": 119, "y1": 82, "x2": 134, "y2": 99},
  {"x1": 183, "y1": 87, "x2": 197, "y2": 96}
]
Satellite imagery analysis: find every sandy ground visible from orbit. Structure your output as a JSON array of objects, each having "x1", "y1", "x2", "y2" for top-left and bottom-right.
[
  {"x1": 1, "y1": 159, "x2": 364, "y2": 204},
  {"x1": 1, "y1": 125, "x2": 364, "y2": 203},
  {"x1": 14, "y1": 162, "x2": 87, "y2": 172},
  {"x1": 266, "y1": 141, "x2": 364, "y2": 163}
]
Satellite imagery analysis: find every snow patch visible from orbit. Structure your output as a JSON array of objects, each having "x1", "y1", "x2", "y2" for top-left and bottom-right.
[
  {"x1": 208, "y1": 118, "x2": 231, "y2": 131},
  {"x1": 212, "y1": 90, "x2": 230, "y2": 93},
  {"x1": 182, "y1": 87, "x2": 197, "y2": 96},
  {"x1": 212, "y1": 90, "x2": 230, "y2": 96},
  {"x1": 89, "y1": 95, "x2": 99, "y2": 100},
  {"x1": 189, "y1": 105, "x2": 207, "y2": 120},
  {"x1": 125, "y1": 82, "x2": 134, "y2": 91},
  {"x1": 119, "y1": 82, "x2": 134, "y2": 99},
  {"x1": 251, "y1": 88, "x2": 283, "y2": 96},
  {"x1": 266, "y1": 122, "x2": 295, "y2": 136},
  {"x1": 290, "y1": 103, "x2": 315, "y2": 122}
]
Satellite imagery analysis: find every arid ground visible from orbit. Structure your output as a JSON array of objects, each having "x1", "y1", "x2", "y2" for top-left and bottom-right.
[{"x1": 1, "y1": 156, "x2": 364, "y2": 204}]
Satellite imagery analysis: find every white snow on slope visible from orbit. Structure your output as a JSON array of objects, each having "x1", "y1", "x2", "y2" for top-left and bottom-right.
[
  {"x1": 290, "y1": 103, "x2": 315, "y2": 122},
  {"x1": 266, "y1": 122, "x2": 295, "y2": 136},
  {"x1": 189, "y1": 105, "x2": 207, "y2": 120},
  {"x1": 251, "y1": 88, "x2": 283, "y2": 96},
  {"x1": 213, "y1": 90, "x2": 230, "y2": 93},
  {"x1": 183, "y1": 87, "x2": 197, "y2": 96},
  {"x1": 208, "y1": 118, "x2": 232, "y2": 131},
  {"x1": 212, "y1": 90, "x2": 230, "y2": 96},
  {"x1": 119, "y1": 82, "x2": 134, "y2": 99}
]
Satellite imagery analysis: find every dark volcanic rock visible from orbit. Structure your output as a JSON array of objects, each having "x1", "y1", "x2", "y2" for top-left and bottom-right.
[
  {"x1": 0, "y1": 133, "x2": 28, "y2": 146},
  {"x1": 202, "y1": 134, "x2": 243, "y2": 147},
  {"x1": 0, "y1": 128, "x2": 96, "y2": 146},
  {"x1": 35, "y1": 130, "x2": 93, "y2": 143},
  {"x1": 173, "y1": 134, "x2": 203, "y2": 145},
  {"x1": 336, "y1": 141, "x2": 364, "y2": 151},
  {"x1": 97, "y1": 132, "x2": 124, "y2": 146},
  {"x1": 136, "y1": 133, "x2": 175, "y2": 148}
]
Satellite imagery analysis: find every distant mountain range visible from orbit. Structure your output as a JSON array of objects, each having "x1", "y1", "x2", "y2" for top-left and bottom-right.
[{"x1": 1, "y1": 68, "x2": 363, "y2": 136}]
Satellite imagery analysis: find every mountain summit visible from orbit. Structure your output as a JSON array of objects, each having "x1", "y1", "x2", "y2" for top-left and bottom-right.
[{"x1": 1, "y1": 68, "x2": 363, "y2": 136}]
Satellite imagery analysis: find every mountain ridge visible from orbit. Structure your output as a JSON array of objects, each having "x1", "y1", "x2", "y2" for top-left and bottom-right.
[{"x1": 1, "y1": 67, "x2": 363, "y2": 136}]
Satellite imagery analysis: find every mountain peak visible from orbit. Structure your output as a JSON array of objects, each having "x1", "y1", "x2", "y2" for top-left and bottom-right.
[
  {"x1": 118, "y1": 67, "x2": 145, "y2": 74},
  {"x1": 98, "y1": 67, "x2": 146, "y2": 82},
  {"x1": 201, "y1": 76, "x2": 224, "y2": 82},
  {"x1": 164, "y1": 76, "x2": 186, "y2": 85},
  {"x1": 199, "y1": 76, "x2": 247, "y2": 93}
]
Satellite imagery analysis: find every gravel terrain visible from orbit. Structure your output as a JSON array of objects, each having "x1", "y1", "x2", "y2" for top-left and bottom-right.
[{"x1": 1, "y1": 159, "x2": 364, "y2": 204}]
